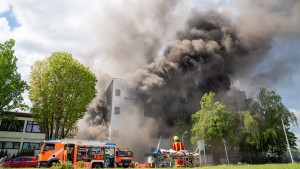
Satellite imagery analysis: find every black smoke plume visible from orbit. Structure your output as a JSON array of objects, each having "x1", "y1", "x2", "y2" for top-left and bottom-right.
[{"x1": 132, "y1": 11, "x2": 270, "y2": 128}]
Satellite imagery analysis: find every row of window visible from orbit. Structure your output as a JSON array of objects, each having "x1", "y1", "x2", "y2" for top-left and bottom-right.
[
  {"x1": 0, "y1": 141, "x2": 40, "y2": 149},
  {"x1": 0, "y1": 120, "x2": 42, "y2": 133}
]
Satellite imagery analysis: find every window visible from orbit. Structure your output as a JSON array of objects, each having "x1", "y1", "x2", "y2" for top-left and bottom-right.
[
  {"x1": 117, "y1": 151, "x2": 133, "y2": 157},
  {"x1": 1, "y1": 142, "x2": 20, "y2": 149},
  {"x1": 14, "y1": 142, "x2": 20, "y2": 149},
  {"x1": 44, "y1": 144, "x2": 55, "y2": 151},
  {"x1": 25, "y1": 158, "x2": 33, "y2": 161},
  {"x1": 0, "y1": 120, "x2": 25, "y2": 132},
  {"x1": 26, "y1": 121, "x2": 42, "y2": 133},
  {"x1": 115, "y1": 89, "x2": 120, "y2": 96},
  {"x1": 22, "y1": 142, "x2": 40, "y2": 150},
  {"x1": 13, "y1": 157, "x2": 23, "y2": 162},
  {"x1": 114, "y1": 107, "x2": 120, "y2": 114}
]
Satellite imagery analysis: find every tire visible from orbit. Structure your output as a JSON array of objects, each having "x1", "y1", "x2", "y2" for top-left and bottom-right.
[
  {"x1": 48, "y1": 161, "x2": 58, "y2": 168},
  {"x1": 92, "y1": 162, "x2": 103, "y2": 168}
]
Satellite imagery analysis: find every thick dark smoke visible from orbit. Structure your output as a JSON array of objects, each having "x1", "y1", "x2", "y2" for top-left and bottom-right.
[{"x1": 131, "y1": 11, "x2": 271, "y2": 126}]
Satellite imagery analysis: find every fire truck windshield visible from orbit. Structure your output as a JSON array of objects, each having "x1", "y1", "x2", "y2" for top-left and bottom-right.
[
  {"x1": 117, "y1": 151, "x2": 132, "y2": 157},
  {"x1": 43, "y1": 144, "x2": 55, "y2": 151}
]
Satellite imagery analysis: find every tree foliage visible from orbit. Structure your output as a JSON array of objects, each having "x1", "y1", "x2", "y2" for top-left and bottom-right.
[
  {"x1": 242, "y1": 111, "x2": 261, "y2": 149},
  {"x1": 29, "y1": 52, "x2": 97, "y2": 139},
  {"x1": 0, "y1": 39, "x2": 28, "y2": 119},
  {"x1": 241, "y1": 87, "x2": 298, "y2": 161},
  {"x1": 191, "y1": 92, "x2": 236, "y2": 149}
]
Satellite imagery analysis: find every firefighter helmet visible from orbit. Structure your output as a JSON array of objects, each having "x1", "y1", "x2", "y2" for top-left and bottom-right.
[{"x1": 173, "y1": 136, "x2": 179, "y2": 141}]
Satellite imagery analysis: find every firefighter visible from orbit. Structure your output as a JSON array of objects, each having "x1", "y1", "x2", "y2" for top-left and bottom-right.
[
  {"x1": 109, "y1": 153, "x2": 114, "y2": 168},
  {"x1": 171, "y1": 136, "x2": 184, "y2": 167},
  {"x1": 172, "y1": 136, "x2": 184, "y2": 151}
]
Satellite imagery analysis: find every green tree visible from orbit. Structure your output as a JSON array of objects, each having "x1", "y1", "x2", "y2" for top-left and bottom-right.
[
  {"x1": 29, "y1": 52, "x2": 97, "y2": 139},
  {"x1": 259, "y1": 88, "x2": 297, "y2": 160},
  {"x1": 191, "y1": 92, "x2": 237, "y2": 163},
  {"x1": 242, "y1": 111, "x2": 261, "y2": 148},
  {"x1": 0, "y1": 39, "x2": 28, "y2": 119},
  {"x1": 243, "y1": 87, "x2": 298, "y2": 162}
]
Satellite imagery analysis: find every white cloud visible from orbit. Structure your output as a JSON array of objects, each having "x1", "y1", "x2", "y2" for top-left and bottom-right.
[
  {"x1": 0, "y1": 0, "x2": 10, "y2": 13},
  {"x1": 0, "y1": 17, "x2": 10, "y2": 32}
]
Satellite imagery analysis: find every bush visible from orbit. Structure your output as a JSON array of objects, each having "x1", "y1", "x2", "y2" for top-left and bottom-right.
[
  {"x1": 50, "y1": 162, "x2": 74, "y2": 169},
  {"x1": 50, "y1": 162, "x2": 61, "y2": 169},
  {"x1": 19, "y1": 148, "x2": 34, "y2": 156},
  {"x1": 61, "y1": 161, "x2": 74, "y2": 169},
  {"x1": 78, "y1": 161, "x2": 85, "y2": 168}
]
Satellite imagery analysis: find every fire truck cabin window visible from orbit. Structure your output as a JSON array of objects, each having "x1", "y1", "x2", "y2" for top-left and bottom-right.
[
  {"x1": 44, "y1": 144, "x2": 55, "y2": 151},
  {"x1": 118, "y1": 151, "x2": 132, "y2": 157}
]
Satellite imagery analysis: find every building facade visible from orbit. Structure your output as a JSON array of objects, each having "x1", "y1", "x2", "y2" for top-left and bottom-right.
[
  {"x1": 105, "y1": 78, "x2": 144, "y2": 143},
  {"x1": 0, "y1": 112, "x2": 45, "y2": 157}
]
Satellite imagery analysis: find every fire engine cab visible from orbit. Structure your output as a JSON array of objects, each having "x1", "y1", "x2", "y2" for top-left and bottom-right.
[
  {"x1": 38, "y1": 139, "x2": 116, "y2": 168},
  {"x1": 115, "y1": 148, "x2": 133, "y2": 168}
]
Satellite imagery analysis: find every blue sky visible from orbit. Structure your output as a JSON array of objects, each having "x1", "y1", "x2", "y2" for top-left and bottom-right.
[
  {"x1": 0, "y1": 0, "x2": 299, "y2": 148},
  {"x1": 0, "y1": 5, "x2": 19, "y2": 30}
]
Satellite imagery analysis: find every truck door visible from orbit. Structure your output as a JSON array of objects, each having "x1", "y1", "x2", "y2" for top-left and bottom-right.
[{"x1": 67, "y1": 144, "x2": 75, "y2": 163}]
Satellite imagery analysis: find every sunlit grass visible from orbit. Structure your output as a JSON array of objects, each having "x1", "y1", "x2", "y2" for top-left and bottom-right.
[{"x1": 193, "y1": 163, "x2": 300, "y2": 169}]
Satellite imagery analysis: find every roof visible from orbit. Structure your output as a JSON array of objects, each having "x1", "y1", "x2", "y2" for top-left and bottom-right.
[
  {"x1": 43, "y1": 139, "x2": 116, "y2": 146},
  {"x1": 4, "y1": 111, "x2": 33, "y2": 118}
]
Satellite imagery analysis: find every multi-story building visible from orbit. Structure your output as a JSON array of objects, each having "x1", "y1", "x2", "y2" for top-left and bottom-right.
[
  {"x1": 104, "y1": 78, "x2": 188, "y2": 162},
  {"x1": 105, "y1": 78, "x2": 144, "y2": 142},
  {"x1": 0, "y1": 112, "x2": 45, "y2": 157}
]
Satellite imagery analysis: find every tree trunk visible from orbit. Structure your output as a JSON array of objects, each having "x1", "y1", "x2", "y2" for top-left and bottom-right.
[
  {"x1": 44, "y1": 119, "x2": 49, "y2": 139},
  {"x1": 54, "y1": 119, "x2": 60, "y2": 139},
  {"x1": 64, "y1": 129, "x2": 69, "y2": 138},
  {"x1": 60, "y1": 119, "x2": 65, "y2": 139},
  {"x1": 50, "y1": 113, "x2": 54, "y2": 139}
]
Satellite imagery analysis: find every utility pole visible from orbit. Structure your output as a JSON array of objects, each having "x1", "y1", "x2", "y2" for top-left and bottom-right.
[
  {"x1": 182, "y1": 131, "x2": 188, "y2": 144},
  {"x1": 222, "y1": 138, "x2": 229, "y2": 165},
  {"x1": 281, "y1": 118, "x2": 294, "y2": 163}
]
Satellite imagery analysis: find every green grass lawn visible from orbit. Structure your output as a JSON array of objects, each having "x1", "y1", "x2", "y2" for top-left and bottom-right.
[{"x1": 192, "y1": 163, "x2": 300, "y2": 169}]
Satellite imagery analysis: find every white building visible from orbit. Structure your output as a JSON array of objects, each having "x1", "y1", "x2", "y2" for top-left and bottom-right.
[
  {"x1": 105, "y1": 78, "x2": 144, "y2": 142},
  {"x1": 0, "y1": 112, "x2": 45, "y2": 157}
]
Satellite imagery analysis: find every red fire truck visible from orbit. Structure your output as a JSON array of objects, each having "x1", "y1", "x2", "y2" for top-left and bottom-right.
[
  {"x1": 38, "y1": 139, "x2": 116, "y2": 168},
  {"x1": 115, "y1": 148, "x2": 133, "y2": 168}
]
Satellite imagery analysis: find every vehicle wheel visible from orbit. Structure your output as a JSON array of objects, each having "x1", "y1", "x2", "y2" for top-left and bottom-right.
[
  {"x1": 48, "y1": 161, "x2": 58, "y2": 167},
  {"x1": 92, "y1": 162, "x2": 103, "y2": 168}
]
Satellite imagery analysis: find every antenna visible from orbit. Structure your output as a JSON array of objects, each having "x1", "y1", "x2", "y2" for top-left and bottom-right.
[{"x1": 156, "y1": 135, "x2": 162, "y2": 150}]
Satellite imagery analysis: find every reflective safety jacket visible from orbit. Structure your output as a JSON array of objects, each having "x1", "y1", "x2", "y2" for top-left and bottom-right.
[{"x1": 172, "y1": 141, "x2": 184, "y2": 151}]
